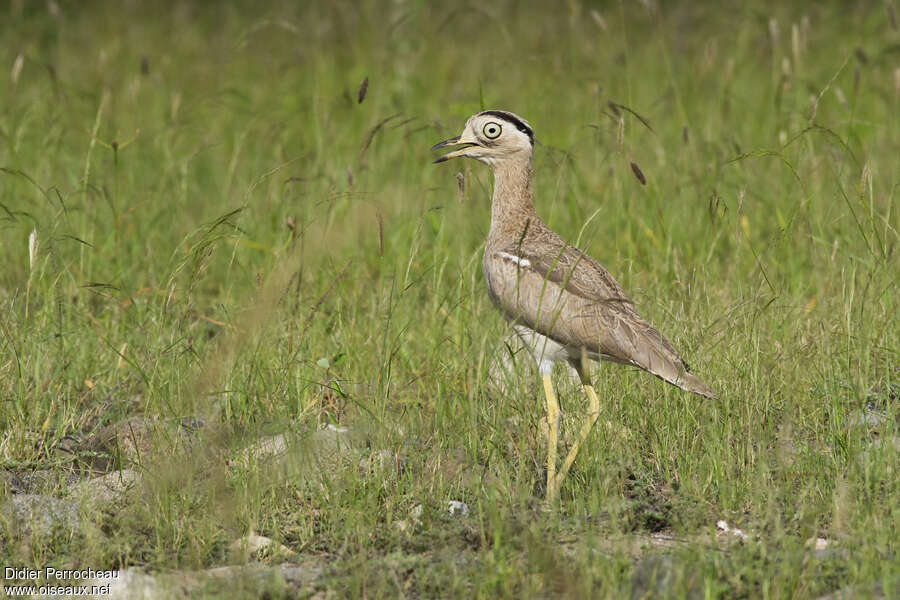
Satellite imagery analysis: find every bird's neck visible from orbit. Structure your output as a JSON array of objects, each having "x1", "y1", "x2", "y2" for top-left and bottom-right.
[{"x1": 488, "y1": 158, "x2": 538, "y2": 238}]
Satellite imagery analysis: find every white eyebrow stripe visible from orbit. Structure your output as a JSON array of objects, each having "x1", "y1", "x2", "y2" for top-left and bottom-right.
[{"x1": 498, "y1": 252, "x2": 531, "y2": 268}]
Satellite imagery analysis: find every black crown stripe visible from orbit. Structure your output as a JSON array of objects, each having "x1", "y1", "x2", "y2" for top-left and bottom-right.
[{"x1": 478, "y1": 111, "x2": 534, "y2": 145}]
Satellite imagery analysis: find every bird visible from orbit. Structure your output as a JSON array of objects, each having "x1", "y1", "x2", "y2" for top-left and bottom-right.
[{"x1": 431, "y1": 110, "x2": 715, "y2": 503}]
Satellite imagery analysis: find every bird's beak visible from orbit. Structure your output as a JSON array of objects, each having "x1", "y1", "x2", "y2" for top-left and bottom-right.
[{"x1": 430, "y1": 136, "x2": 479, "y2": 163}]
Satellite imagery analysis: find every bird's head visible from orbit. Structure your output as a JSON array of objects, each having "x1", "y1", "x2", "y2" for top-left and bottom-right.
[{"x1": 431, "y1": 110, "x2": 533, "y2": 168}]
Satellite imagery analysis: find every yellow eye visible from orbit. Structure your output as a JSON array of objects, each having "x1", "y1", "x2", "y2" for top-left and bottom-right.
[{"x1": 482, "y1": 122, "x2": 502, "y2": 139}]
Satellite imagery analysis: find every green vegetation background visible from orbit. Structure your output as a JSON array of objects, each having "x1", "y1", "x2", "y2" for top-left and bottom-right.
[{"x1": 1, "y1": 0, "x2": 897, "y2": 597}]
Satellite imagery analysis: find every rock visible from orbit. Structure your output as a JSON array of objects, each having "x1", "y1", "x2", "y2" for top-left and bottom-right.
[
  {"x1": 847, "y1": 406, "x2": 888, "y2": 428},
  {"x1": 279, "y1": 562, "x2": 325, "y2": 587},
  {"x1": 200, "y1": 563, "x2": 323, "y2": 595},
  {"x1": 4, "y1": 469, "x2": 81, "y2": 495},
  {"x1": 232, "y1": 426, "x2": 360, "y2": 472},
  {"x1": 310, "y1": 425, "x2": 357, "y2": 456},
  {"x1": 52, "y1": 434, "x2": 82, "y2": 457},
  {"x1": 715, "y1": 519, "x2": 750, "y2": 542},
  {"x1": 86, "y1": 417, "x2": 159, "y2": 470},
  {"x1": 230, "y1": 532, "x2": 297, "y2": 560},
  {"x1": 70, "y1": 469, "x2": 140, "y2": 505},
  {"x1": 96, "y1": 568, "x2": 163, "y2": 600},
  {"x1": 89, "y1": 561, "x2": 326, "y2": 599},
  {"x1": 4, "y1": 494, "x2": 81, "y2": 537},
  {"x1": 234, "y1": 434, "x2": 289, "y2": 466},
  {"x1": 85, "y1": 416, "x2": 204, "y2": 471},
  {"x1": 447, "y1": 500, "x2": 470, "y2": 516},
  {"x1": 646, "y1": 532, "x2": 687, "y2": 550}
]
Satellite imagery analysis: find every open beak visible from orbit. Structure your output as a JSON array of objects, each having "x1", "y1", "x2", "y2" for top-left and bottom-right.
[{"x1": 430, "y1": 136, "x2": 479, "y2": 163}]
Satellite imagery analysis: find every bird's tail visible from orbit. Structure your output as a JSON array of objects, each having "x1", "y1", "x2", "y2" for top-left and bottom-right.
[
  {"x1": 669, "y1": 370, "x2": 717, "y2": 400},
  {"x1": 611, "y1": 317, "x2": 718, "y2": 400}
]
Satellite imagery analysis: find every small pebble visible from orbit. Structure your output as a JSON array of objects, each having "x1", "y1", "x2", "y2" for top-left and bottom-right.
[{"x1": 448, "y1": 501, "x2": 470, "y2": 516}]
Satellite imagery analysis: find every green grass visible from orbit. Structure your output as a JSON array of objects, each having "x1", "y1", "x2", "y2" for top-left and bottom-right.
[{"x1": 1, "y1": 0, "x2": 897, "y2": 597}]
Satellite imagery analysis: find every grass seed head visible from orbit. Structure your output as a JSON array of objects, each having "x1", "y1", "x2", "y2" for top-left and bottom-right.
[
  {"x1": 377, "y1": 212, "x2": 384, "y2": 256},
  {"x1": 357, "y1": 76, "x2": 368, "y2": 104},
  {"x1": 28, "y1": 227, "x2": 38, "y2": 272},
  {"x1": 11, "y1": 53, "x2": 24, "y2": 86},
  {"x1": 590, "y1": 9, "x2": 608, "y2": 31},
  {"x1": 616, "y1": 116, "x2": 624, "y2": 152},
  {"x1": 791, "y1": 23, "x2": 801, "y2": 63},
  {"x1": 630, "y1": 161, "x2": 646, "y2": 185}
]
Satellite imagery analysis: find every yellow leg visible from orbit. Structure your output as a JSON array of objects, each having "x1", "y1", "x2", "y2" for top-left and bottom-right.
[
  {"x1": 552, "y1": 383, "x2": 600, "y2": 491},
  {"x1": 541, "y1": 373, "x2": 561, "y2": 502},
  {"x1": 550, "y1": 354, "x2": 601, "y2": 497}
]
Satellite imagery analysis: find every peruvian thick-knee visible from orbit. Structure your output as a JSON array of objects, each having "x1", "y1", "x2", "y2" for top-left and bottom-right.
[{"x1": 432, "y1": 111, "x2": 715, "y2": 503}]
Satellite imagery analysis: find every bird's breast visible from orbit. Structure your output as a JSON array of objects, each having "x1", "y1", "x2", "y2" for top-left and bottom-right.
[
  {"x1": 482, "y1": 250, "x2": 501, "y2": 308},
  {"x1": 483, "y1": 250, "x2": 573, "y2": 339}
]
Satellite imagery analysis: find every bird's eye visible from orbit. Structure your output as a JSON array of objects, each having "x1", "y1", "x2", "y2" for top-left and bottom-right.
[{"x1": 482, "y1": 122, "x2": 502, "y2": 139}]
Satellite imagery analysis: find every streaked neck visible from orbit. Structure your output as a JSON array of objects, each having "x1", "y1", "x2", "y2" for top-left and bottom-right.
[{"x1": 489, "y1": 157, "x2": 537, "y2": 236}]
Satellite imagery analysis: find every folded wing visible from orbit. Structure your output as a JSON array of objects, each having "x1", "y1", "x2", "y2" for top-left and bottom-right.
[{"x1": 485, "y1": 233, "x2": 715, "y2": 399}]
